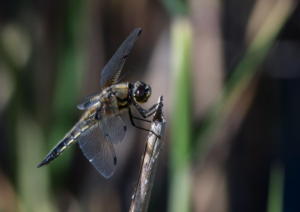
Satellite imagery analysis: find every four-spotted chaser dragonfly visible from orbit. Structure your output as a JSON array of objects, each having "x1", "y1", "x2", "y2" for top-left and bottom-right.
[{"x1": 37, "y1": 28, "x2": 158, "y2": 178}]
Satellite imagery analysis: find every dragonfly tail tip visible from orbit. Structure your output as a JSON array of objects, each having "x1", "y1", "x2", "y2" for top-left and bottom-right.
[{"x1": 37, "y1": 160, "x2": 48, "y2": 168}]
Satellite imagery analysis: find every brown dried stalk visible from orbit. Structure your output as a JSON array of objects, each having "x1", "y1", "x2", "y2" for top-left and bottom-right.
[{"x1": 129, "y1": 96, "x2": 166, "y2": 212}]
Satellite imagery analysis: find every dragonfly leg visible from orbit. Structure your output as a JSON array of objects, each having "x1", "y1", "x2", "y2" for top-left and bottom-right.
[
  {"x1": 132, "y1": 115, "x2": 151, "y2": 123},
  {"x1": 132, "y1": 100, "x2": 158, "y2": 118},
  {"x1": 128, "y1": 107, "x2": 161, "y2": 138}
]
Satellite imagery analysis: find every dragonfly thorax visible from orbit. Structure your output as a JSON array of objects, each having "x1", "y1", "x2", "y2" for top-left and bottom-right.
[{"x1": 131, "y1": 81, "x2": 151, "y2": 103}]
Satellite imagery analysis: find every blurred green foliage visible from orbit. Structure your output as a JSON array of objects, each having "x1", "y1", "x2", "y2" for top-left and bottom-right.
[
  {"x1": 0, "y1": 0, "x2": 298, "y2": 211},
  {"x1": 267, "y1": 165, "x2": 284, "y2": 212},
  {"x1": 49, "y1": 0, "x2": 86, "y2": 181},
  {"x1": 169, "y1": 19, "x2": 192, "y2": 212}
]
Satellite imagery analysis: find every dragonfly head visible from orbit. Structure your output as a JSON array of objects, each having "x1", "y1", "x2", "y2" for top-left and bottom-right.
[{"x1": 132, "y1": 81, "x2": 151, "y2": 103}]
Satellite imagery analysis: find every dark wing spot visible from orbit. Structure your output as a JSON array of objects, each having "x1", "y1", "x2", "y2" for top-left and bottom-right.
[
  {"x1": 113, "y1": 156, "x2": 117, "y2": 165},
  {"x1": 136, "y1": 28, "x2": 142, "y2": 36},
  {"x1": 123, "y1": 126, "x2": 127, "y2": 131}
]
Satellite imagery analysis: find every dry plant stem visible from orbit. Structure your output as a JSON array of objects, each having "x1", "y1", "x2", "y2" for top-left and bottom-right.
[{"x1": 129, "y1": 96, "x2": 166, "y2": 212}]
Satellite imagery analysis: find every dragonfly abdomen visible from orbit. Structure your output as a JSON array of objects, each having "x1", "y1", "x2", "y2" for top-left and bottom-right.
[
  {"x1": 36, "y1": 137, "x2": 70, "y2": 168},
  {"x1": 37, "y1": 119, "x2": 96, "y2": 168}
]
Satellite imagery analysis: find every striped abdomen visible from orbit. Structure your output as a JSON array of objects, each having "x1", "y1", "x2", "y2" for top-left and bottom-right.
[{"x1": 37, "y1": 116, "x2": 96, "y2": 168}]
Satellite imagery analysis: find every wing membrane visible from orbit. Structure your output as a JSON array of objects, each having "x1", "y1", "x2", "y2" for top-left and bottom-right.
[
  {"x1": 99, "y1": 115, "x2": 127, "y2": 144},
  {"x1": 78, "y1": 123, "x2": 117, "y2": 178},
  {"x1": 97, "y1": 95, "x2": 127, "y2": 144},
  {"x1": 100, "y1": 28, "x2": 142, "y2": 87}
]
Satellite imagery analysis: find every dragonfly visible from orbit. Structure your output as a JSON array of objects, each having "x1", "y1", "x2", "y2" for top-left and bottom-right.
[{"x1": 37, "y1": 28, "x2": 158, "y2": 178}]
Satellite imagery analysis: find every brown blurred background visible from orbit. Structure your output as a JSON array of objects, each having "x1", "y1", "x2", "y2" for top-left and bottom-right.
[{"x1": 0, "y1": 0, "x2": 300, "y2": 211}]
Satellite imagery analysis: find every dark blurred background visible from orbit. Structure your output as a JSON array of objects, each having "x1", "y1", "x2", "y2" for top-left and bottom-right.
[{"x1": 0, "y1": 0, "x2": 299, "y2": 211}]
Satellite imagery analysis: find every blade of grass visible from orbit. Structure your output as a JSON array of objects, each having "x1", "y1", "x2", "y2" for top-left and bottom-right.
[
  {"x1": 162, "y1": 0, "x2": 188, "y2": 16},
  {"x1": 194, "y1": 0, "x2": 297, "y2": 153},
  {"x1": 168, "y1": 18, "x2": 192, "y2": 212},
  {"x1": 48, "y1": 0, "x2": 87, "y2": 180},
  {"x1": 267, "y1": 164, "x2": 284, "y2": 212},
  {"x1": 17, "y1": 114, "x2": 55, "y2": 212}
]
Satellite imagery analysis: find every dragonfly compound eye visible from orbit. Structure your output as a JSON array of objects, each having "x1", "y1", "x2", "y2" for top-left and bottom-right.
[{"x1": 133, "y1": 81, "x2": 151, "y2": 103}]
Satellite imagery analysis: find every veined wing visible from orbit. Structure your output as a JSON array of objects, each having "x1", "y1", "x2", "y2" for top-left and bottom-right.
[
  {"x1": 100, "y1": 114, "x2": 127, "y2": 144},
  {"x1": 37, "y1": 110, "x2": 118, "y2": 178},
  {"x1": 100, "y1": 28, "x2": 142, "y2": 88},
  {"x1": 97, "y1": 94, "x2": 127, "y2": 144},
  {"x1": 78, "y1": 123, "x2": 117, "y2": 178}
]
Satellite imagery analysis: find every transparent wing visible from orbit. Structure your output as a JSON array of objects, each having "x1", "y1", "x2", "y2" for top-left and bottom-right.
[
  {"x1": 77, "y1": 93, "x2": 100, "y2": 110},
  {"x1": 97, "y1": 95, "x2": 127, "y2": 144},
  {"x1": 99, "y1": 114, "x2": 127, "y2": 144},
  {"x1": 100, "y1": 28, "x2": 142, "y2": 88},
  {"x1": 78, "y1": 123, "x2": 117, "y2": 178}
]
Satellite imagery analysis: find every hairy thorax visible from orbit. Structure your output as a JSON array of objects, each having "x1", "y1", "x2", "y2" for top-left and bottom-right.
[{"x1": 100, "y1": 82, "x2": 130, "y2": 110}]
